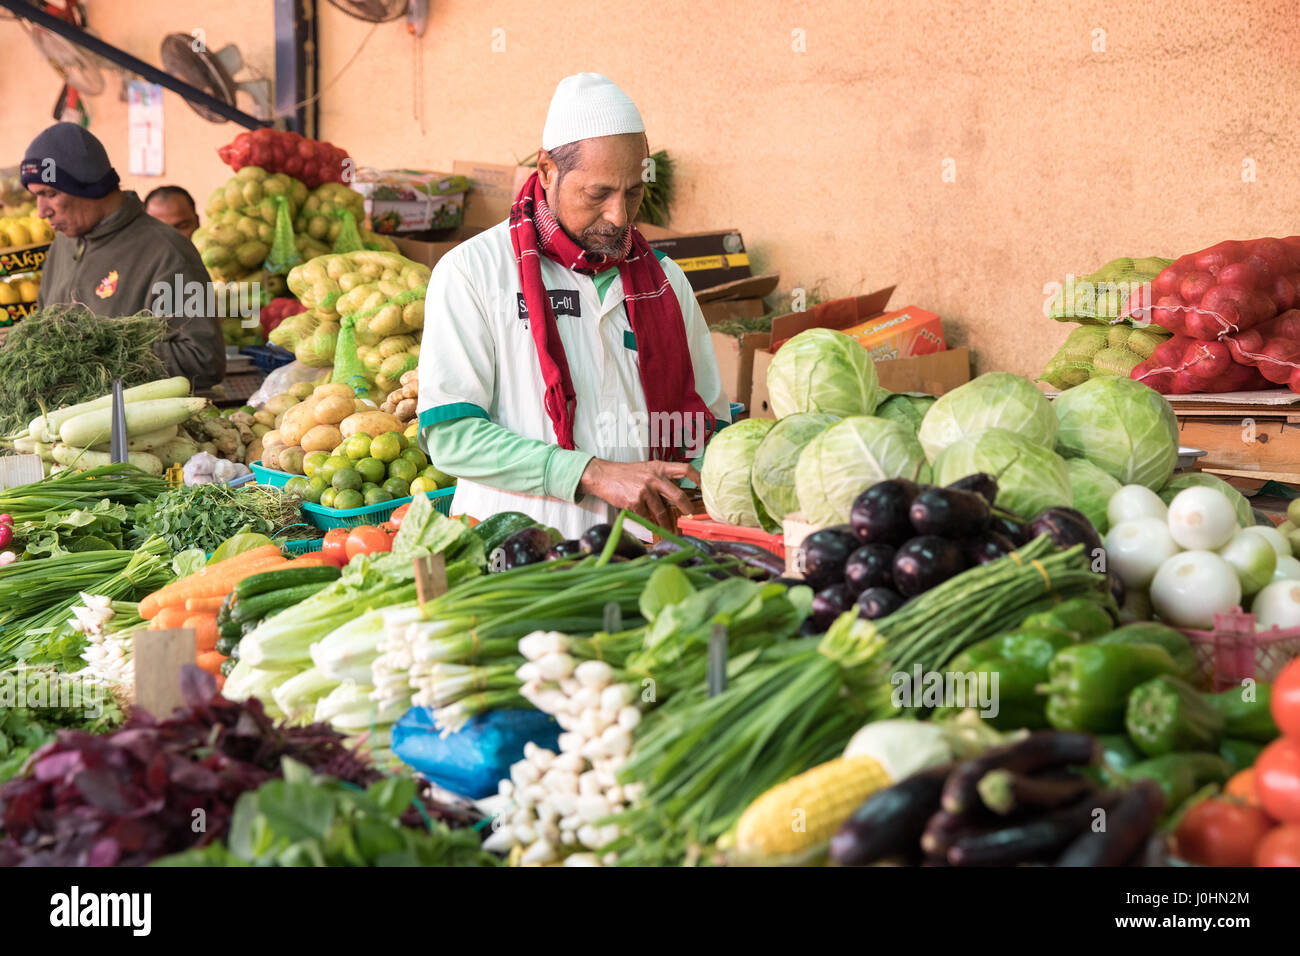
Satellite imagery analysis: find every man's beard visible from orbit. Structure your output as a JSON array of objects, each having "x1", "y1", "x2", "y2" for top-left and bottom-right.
[{"x1": 562, "y1": 222, "x2": 627, "y2": 258}]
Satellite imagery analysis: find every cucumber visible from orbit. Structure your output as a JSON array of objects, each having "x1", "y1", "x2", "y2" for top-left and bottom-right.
[
  {"x1": 471, "y1": 511, "x2": 537, "y2": 556},
  {"x1": 232, "y1": 581, "x2": 334, "y2": 625},
  {"x1": 215, "y1": 632, "x2": 240, "y2": 656},
  {"x1": 218, "y1": 617, "x2": 243, "y2": 640},
  {"x1": 216, "y1": 592, "x2": 237, "y2": 628},
  {"x1": 220, "y1": 657, "x2": 237, "y2": 677},
  {"x1": 234, "y1": 564, "x2": 341, "y2": 600},
  {"x1": 59, "y1": 397, "x2": 208, "y2": 448}
]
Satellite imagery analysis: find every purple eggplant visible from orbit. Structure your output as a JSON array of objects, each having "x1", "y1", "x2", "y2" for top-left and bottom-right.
[
  {"x1": 850, "y1": 479, "x2": 921, "y2": 546},
  {"x1": 709, "y1": 540, "x2": 786, "y2": 579},
  {"x1": 946, "y1": 473, "x2": 998, "y2": 506},
  {"x1": 892, "y1": 535, "x2": 967, "y2": 597},
  {"x1": 811, "y1": 584, "x2": 855, "y2": 631},
  {"x1": 856, "y1": 586, "x2": 905, "y2": 620},
  {"x1": 992, "y1": 515, "x2": 1029, "y2": 546},
  {"x1": 797, "y1": 526, "x2": 858, "y2": 590},
  {"x1": 1028, "y1": 506, "x2": 1103, "y2": 557},
  {"x1": 844, "y1": 544, "x2": 895, "y2": 595},
  {"x1": 960, "y1": 532, "x2": 1016, "y2": 566},
  {"x1": 545, "y1": 539, "x2": 585, "y2": 561},
  {"x1": 909, "y1": 487, "x2": 991, "y2": 537},
  {"x1": 580, "y1": 523, "x2": 647, "y2": 559}
]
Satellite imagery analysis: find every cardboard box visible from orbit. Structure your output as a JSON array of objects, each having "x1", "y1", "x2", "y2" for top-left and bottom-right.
[
  {"x1": 842, "y1": 305, "x2": 946, "y2": 361},
  {"x1": 750, "y1": 346, "x2": 971, "y2": 418},
  {"x1": 701, "y1": 296, "x2": 766, "y2": 326},
  {"x1": 451, "y1": 160, "x2": 534, "y2": 230},
  {"x1": 352, "y1": 169, "x2": 470, "y2": 234},
  {"x1": 711, "y1": 329, "x2": 770, "y2": 406},
  {"x1": 0, "y1": 241, "x2": 51, "y2": 279},
  {"x1": 394, "y1": 228, "x2": 483, "y2": 270},
  {"x1": 646, "y1": 230, "x2": 753, "y2": 291}
]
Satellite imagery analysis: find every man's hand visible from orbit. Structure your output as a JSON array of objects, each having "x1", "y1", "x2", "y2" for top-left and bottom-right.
[{"x1": 577, "y1": 458, "x2": 700, "y2": 528}]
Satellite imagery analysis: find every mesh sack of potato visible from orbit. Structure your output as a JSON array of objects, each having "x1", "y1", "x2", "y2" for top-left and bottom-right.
[
  {"x1": 1046, "y1": 255, "x2": 1174, "y2": 325},
  {"x1": 287, "y1": 251, "x2": 420, "y2": 320},
  {"x1": 1039, "y1": 323, "x2": 1169, "y2": 390},
  {"x1": 331, "y1": 209, "x2": 366, "y2": 255},
  {"x1": 263, "y1": 195, "x2": 303, "y2": 276},
  {"x1": 205, "y1": 166, "x2": 309, "y2": 223},
  {"x1": 295, "y1": 182, "x2": 365, "y2": 244}
]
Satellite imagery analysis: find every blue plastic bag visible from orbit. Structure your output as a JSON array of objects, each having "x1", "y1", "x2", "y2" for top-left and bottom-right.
[{"x1": 391, "y1": 706, "x2": 561, "y2": 799}]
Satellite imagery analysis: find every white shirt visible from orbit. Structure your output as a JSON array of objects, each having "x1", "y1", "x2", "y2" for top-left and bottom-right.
[{"x1": 417, "y1": 219, "x2": 731, "y2": 540}]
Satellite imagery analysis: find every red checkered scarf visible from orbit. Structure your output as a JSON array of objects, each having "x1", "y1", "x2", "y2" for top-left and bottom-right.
[{"x1": 508, "y1": 171, "x2": 714, "y2": 459}]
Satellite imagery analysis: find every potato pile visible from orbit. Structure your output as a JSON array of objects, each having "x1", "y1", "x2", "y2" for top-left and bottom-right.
[
  {"x1": 380, "y1": 369, "x2": 419, "y2": 425},
  {"x1": 260, "y1": 381, "x2": 405, "y2": 475}
]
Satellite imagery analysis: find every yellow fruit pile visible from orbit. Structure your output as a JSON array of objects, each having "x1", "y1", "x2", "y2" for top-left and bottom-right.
[
  {"x1": 0, "y1": 215, "x2": 54, "y2": 249},
  {"x1": 0, "y1": 272, "x2": 41, "y2": 305}
]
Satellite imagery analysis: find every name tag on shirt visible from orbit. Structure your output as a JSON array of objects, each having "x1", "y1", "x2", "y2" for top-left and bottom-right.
[{"x1": 517, "y1": 289, "x2": 581, "y2": 323}]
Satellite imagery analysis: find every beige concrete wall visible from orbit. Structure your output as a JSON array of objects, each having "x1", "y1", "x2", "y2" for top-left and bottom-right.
[{"x1": 5, "y1": 0, "x2": 1300, "y2": 378}]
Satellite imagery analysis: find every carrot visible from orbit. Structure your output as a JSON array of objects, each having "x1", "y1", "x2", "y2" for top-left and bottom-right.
[
  {"x1": 288, "y1": 555, "x2": 327, "y2": 567},
  {"x1": 184, "y1": 596, "x2": 226, "y2": 614},
  {"x1": 152, "y1": 605, "x2": 190, "y2": 630},
  {"x1": 196, "y1": 650, "x2": 226, "y2": 675},
  {"x1": 138, "y1": 545, "x2": 287, "y2": 619},
  {"x1": 184, "y1": 613, "x2": 219, "y2": 652}
]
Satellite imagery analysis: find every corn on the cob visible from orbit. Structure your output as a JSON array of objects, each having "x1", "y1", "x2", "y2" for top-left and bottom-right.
[{"x1": 734, "y1": 755, "x2": 890, "y2": 861}]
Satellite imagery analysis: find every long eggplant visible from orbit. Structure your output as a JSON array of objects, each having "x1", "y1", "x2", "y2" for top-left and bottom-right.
[
  {"x1": 920, "y1": 810, "x2": 997, "y2": 859},
  {"x1": 947, "y1": 792, "x2": 1113, "y2": 866},
  {"x1": 942, "y1": 731, "x2": 1100, "y2": 815},
  {"x1": 1055, "y1": 781, "x2": 1164, "y2": 867},
  {"x1": 706, "y1": 540, "x2": 786, "y2": 579},
  {"x1": 976, "y1": 769, "x2": 1096, "y2": 816},
  {"x1": 829, "y1": 763, "x2": 952, "y2": 866}
]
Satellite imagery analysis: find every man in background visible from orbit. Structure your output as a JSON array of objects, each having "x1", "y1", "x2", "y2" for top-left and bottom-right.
[
  {"x1": 23, "y1": 123, "x2": 225, "y2": 389},
  {"x1": 144, "y1": 185, "x2": 200, "y2": 239}
]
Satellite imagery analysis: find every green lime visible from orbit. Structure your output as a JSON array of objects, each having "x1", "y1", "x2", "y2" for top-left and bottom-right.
[
  {"x1": 400, "y1": 447, "x2": 429, "y2": 469},
  {"x1": 409, "y1": 476, "x2": 438, "y2": 497},
  {"x1": 364, "y1": 487, "x2": 394, "y2": 506},
  {"x1": 320, "y1": 487, "x2": 338, "y2": 509},
  {"x1": 383, "y1": 476, "x2": 410, "y2": 499},
  {"x1": 334, "y1": 489, "x2": 364, "y2": 510},
  {"x1": 284, "y1": 476, "x2": 309, "y2": 497},
  {"x1": 344, "y1": 433, "x2": 373, "y2": 461},
  {"x1": 304, "y1": 476, "x2": 327, "y2": 504},
  {"x1": 303, "y1": 451, "x2": 329, "y2": 478},
  {"x1": 320, "y1": 454, "x2": 351, "y2": 484},
  {"x1": 386, "y1": 458, "x2": 418, "y2": 484},
  {"x1": 332, "y1": 468, "x2": 363, "y2": 493},
  {"x1": 356, "y1": 456, "x2": 387, "y2": 485},
  {"x1": 396, "y1": 432, "x2": 410, "y2": 451},
  {"x1": 370, "y1": 432, "x2": 402, "y2": 463},
  {"x1": 422, "y1": 464, "x2": 455, "y2": 488}
]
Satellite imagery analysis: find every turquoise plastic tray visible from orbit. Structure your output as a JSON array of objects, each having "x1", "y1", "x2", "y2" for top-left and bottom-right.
[
  {"x1": 249, "y1": 460, "x2": 293, "y2": 488},
  {"x1": 281, "y1": 537, "x2": 324, "y2": 555},
  {"x1": 301, "y1": 486, "x2": 455, "y2": 530}
]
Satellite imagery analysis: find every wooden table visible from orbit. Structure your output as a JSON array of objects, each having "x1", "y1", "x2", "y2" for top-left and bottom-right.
[{"x1": 1170, "y1": 390, "x2": 1300, "y2": 489}]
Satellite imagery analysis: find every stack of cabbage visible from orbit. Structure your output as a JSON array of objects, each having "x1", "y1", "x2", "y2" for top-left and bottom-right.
[
  {"x1": 700, "y1": 328, "x2": 1184, "y2": 538},
  {"x1": 1039, "y1": 254, "x2": 1174, "y2": 390},
  {"x1": 275, "y1": 251, "x2": 429, "y2": 392}
]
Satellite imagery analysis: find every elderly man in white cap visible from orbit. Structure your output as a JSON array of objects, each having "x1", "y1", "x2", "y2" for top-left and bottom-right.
[{"x1": 417, "y1": 73, "x2": 731, "y2": 540}]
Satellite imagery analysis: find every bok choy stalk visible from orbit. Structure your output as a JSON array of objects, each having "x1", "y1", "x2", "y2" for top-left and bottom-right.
[{"x1": 271, "y1": 667, "x2": 340, "y2": 724}]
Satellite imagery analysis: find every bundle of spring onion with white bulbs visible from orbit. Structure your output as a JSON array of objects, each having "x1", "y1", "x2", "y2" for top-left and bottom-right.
[{"x1": 69, "y1": 595, "x2": 147, "y2": 695}]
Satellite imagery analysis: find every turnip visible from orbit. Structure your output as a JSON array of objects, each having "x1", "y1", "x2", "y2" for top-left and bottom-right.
[
  {"x1": 1108, "y1": 484, "x2": 1168, "y2": 527},
  {"x1": 1104, "y1": 518, "x2": 1181, "y2": 588},
  {"x1": 1167, "y1": 487, "x2": 1239, "y2": 550},
  {"x1": 1149, "y1": 551, "x2": 1242, "y2": 629},
  {"x1": 1251, "y1": 580, "x2": 1300, "y2": 631},
  {"x1": 1218, "y1": 529, "x2": 1278, "y2": 595}
]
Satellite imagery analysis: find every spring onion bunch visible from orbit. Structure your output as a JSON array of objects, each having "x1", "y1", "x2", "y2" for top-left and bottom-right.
[{"x1": 0, "y1": 464, "x2": 169, "y2": 525}]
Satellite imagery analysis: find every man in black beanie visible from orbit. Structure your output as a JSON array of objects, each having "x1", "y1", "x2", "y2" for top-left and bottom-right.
[{"x1": 22, "y1": 123, "x2": 225, "y2": 389}]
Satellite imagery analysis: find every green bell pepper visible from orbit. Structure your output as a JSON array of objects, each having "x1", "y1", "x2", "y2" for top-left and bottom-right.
[
  {"x1": 1020, "y1": 596, "x2": 1114, "y2": 641},
  {"x1": 1096, "y1": 622, "x2": 1198, "y2": 682},
  {"x1": 940, "y1": 625, "x2": 1077, "y2": 729},
  {"x1": 1039, "y1": 642, "x2": 1179, "y2": 732},
  {"x1": 1124, "y1": 752, "x2": 1233, "y2": 816},
  {"x1": 1206, "y1": 682, "x2": 1278, "y2": 743},
  {"x1": 1125, "y1": 675, "x2": 1225, "y2": 757},
  {"x1": 1097, "y1": 733, "x2": 1144, "y2": 776},
  {"x1": 1219, "y1": 738, "x2": 1265, "y2": 773}
]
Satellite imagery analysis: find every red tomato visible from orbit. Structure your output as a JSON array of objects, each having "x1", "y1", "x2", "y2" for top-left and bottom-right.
[
  {"x1": 1256, "y1": 737, "x2": 1300, "y2": 824},
  {"x1": 1273, "y1": 658, "x2": 1300, "y2": 739},
  {"x1": 322, "y1": 528, "x2": 351, "y2": 567},
  {"x1": 388, "y1": 503, "x2": 411, "y2": 530},
  {"x1": 1174, "y1": 799, "x2": 1275, "y2": 867},
  {"x1": 1254, "y1": 824, "x2": 1300, "y2": 867},
  {"x1": 1225, "y1": 769, "x2": 1260, "y2": 806},
  {"x1": 346, "y1": 525, "x2": 394, "y2": 560}
]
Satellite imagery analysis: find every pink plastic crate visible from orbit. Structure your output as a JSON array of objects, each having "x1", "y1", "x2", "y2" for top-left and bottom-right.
[{"x1": 1180, "y1": 607, "x2": 1300, "y2": 691}]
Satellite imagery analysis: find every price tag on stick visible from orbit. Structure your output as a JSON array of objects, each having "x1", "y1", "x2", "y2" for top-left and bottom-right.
[
  {"x1": 414, "y1": 553, "x2": 447, "y2": 606},
  {"x1": 707, "y1": 623, "x2": 727, "y2": 697},
  {"x1": 603, "y1": 601, "x2": 622, "y2": 633},
  {"x1": 133, "y1": 628, "x2": 196, "y2": 717}
]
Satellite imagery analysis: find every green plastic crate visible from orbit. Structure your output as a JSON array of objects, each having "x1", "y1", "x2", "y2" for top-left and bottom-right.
[{"x1": 301, "y1": 486, "x2": 455, "y2": 530}]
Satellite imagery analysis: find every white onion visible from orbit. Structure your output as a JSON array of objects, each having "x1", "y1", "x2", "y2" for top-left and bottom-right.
[
  {"x1": 1243, "y1": 525, "x2": 1292, "y2": 560},
  {"x1": 1167, "y1": 487, "x2": 1239, "y2": 551},
  {"x1": 1108, "y1": 484, "x2": 1168, "y2": 526},
  {"x1": 1276, "y1": 556, "x2": 1300, "y2": 582},
  {"x1": 1218, "y1": 530, "x2": 1278, "y2": 596},
  {"x1": 1256, "y1": 580, "x2": 1300, "y2": 630},
  {"x1": 1149, "y1": 550, "x2": 1242, "y2": 628},
  {"x1": 1104, "y1": 518, "x2": 1181, "y2": 588}
]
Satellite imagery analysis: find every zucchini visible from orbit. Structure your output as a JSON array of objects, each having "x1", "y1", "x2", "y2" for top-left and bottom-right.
[
  {"x1": 218, "y1": 617, "x2": 243, "y2": 640},
  {"x1": 215, "y1": 632, "x2": 240, "y2": 656},
  {"x1": 232, "y1": 581, "x2": 333, "y2": 625},
  {"x1": 471, "y1": 511, "x2": 537, "y2": 556},
  {"x1": 234, "y1": 564, "x2": 341, "y2": 600},
  {"x1": 216, "y1": 592, "x2": 237, "y2": 628},
  {"x1": 220, "y1": 656, "x2": 237, "y2": 677}
]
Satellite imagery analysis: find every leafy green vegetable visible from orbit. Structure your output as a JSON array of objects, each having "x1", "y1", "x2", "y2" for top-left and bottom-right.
[
  {"x1": 16, "y1": 500, "x2": 129, "y2": 559},
  {"x1": 152, "y1": 758, "x2": 497, "y2": 867},
  {"x1": 873, "y1": 392, "x2": 937, "y2": 433},
  {"x1": 129, "y1": 484, "x2": 307, "y2": 554},
  {"x1": 1053, "y1": 376, "x2": 1179, "y2": 489},
  {"x1": 933, "y1": 427, "x2": 1073, "y2": 520},
  {"x1": 0, "y1": 675, "x2": 124, "y2": 782},
  {"x1": 918, "y1": 372, "x2": 1059, "y2": 462},
  {"x1": 172, "y1": 549, "x2": 207, "y2": 577},
  {"x1": 1066, "y1": 457, "x2": 1123, "y2": 535},
  {"x1": 794, "y1": 416, "x2": 930, "y2": 527},
  {"x1": 765, "y1": 328, "x2": 881, "y2": 419},
  {"x1": 750, "y1": 412, "x2": 839, "y2": 527},
  {"x1": 209, "y1": 531, "x2": 276, "y2": 565}
]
